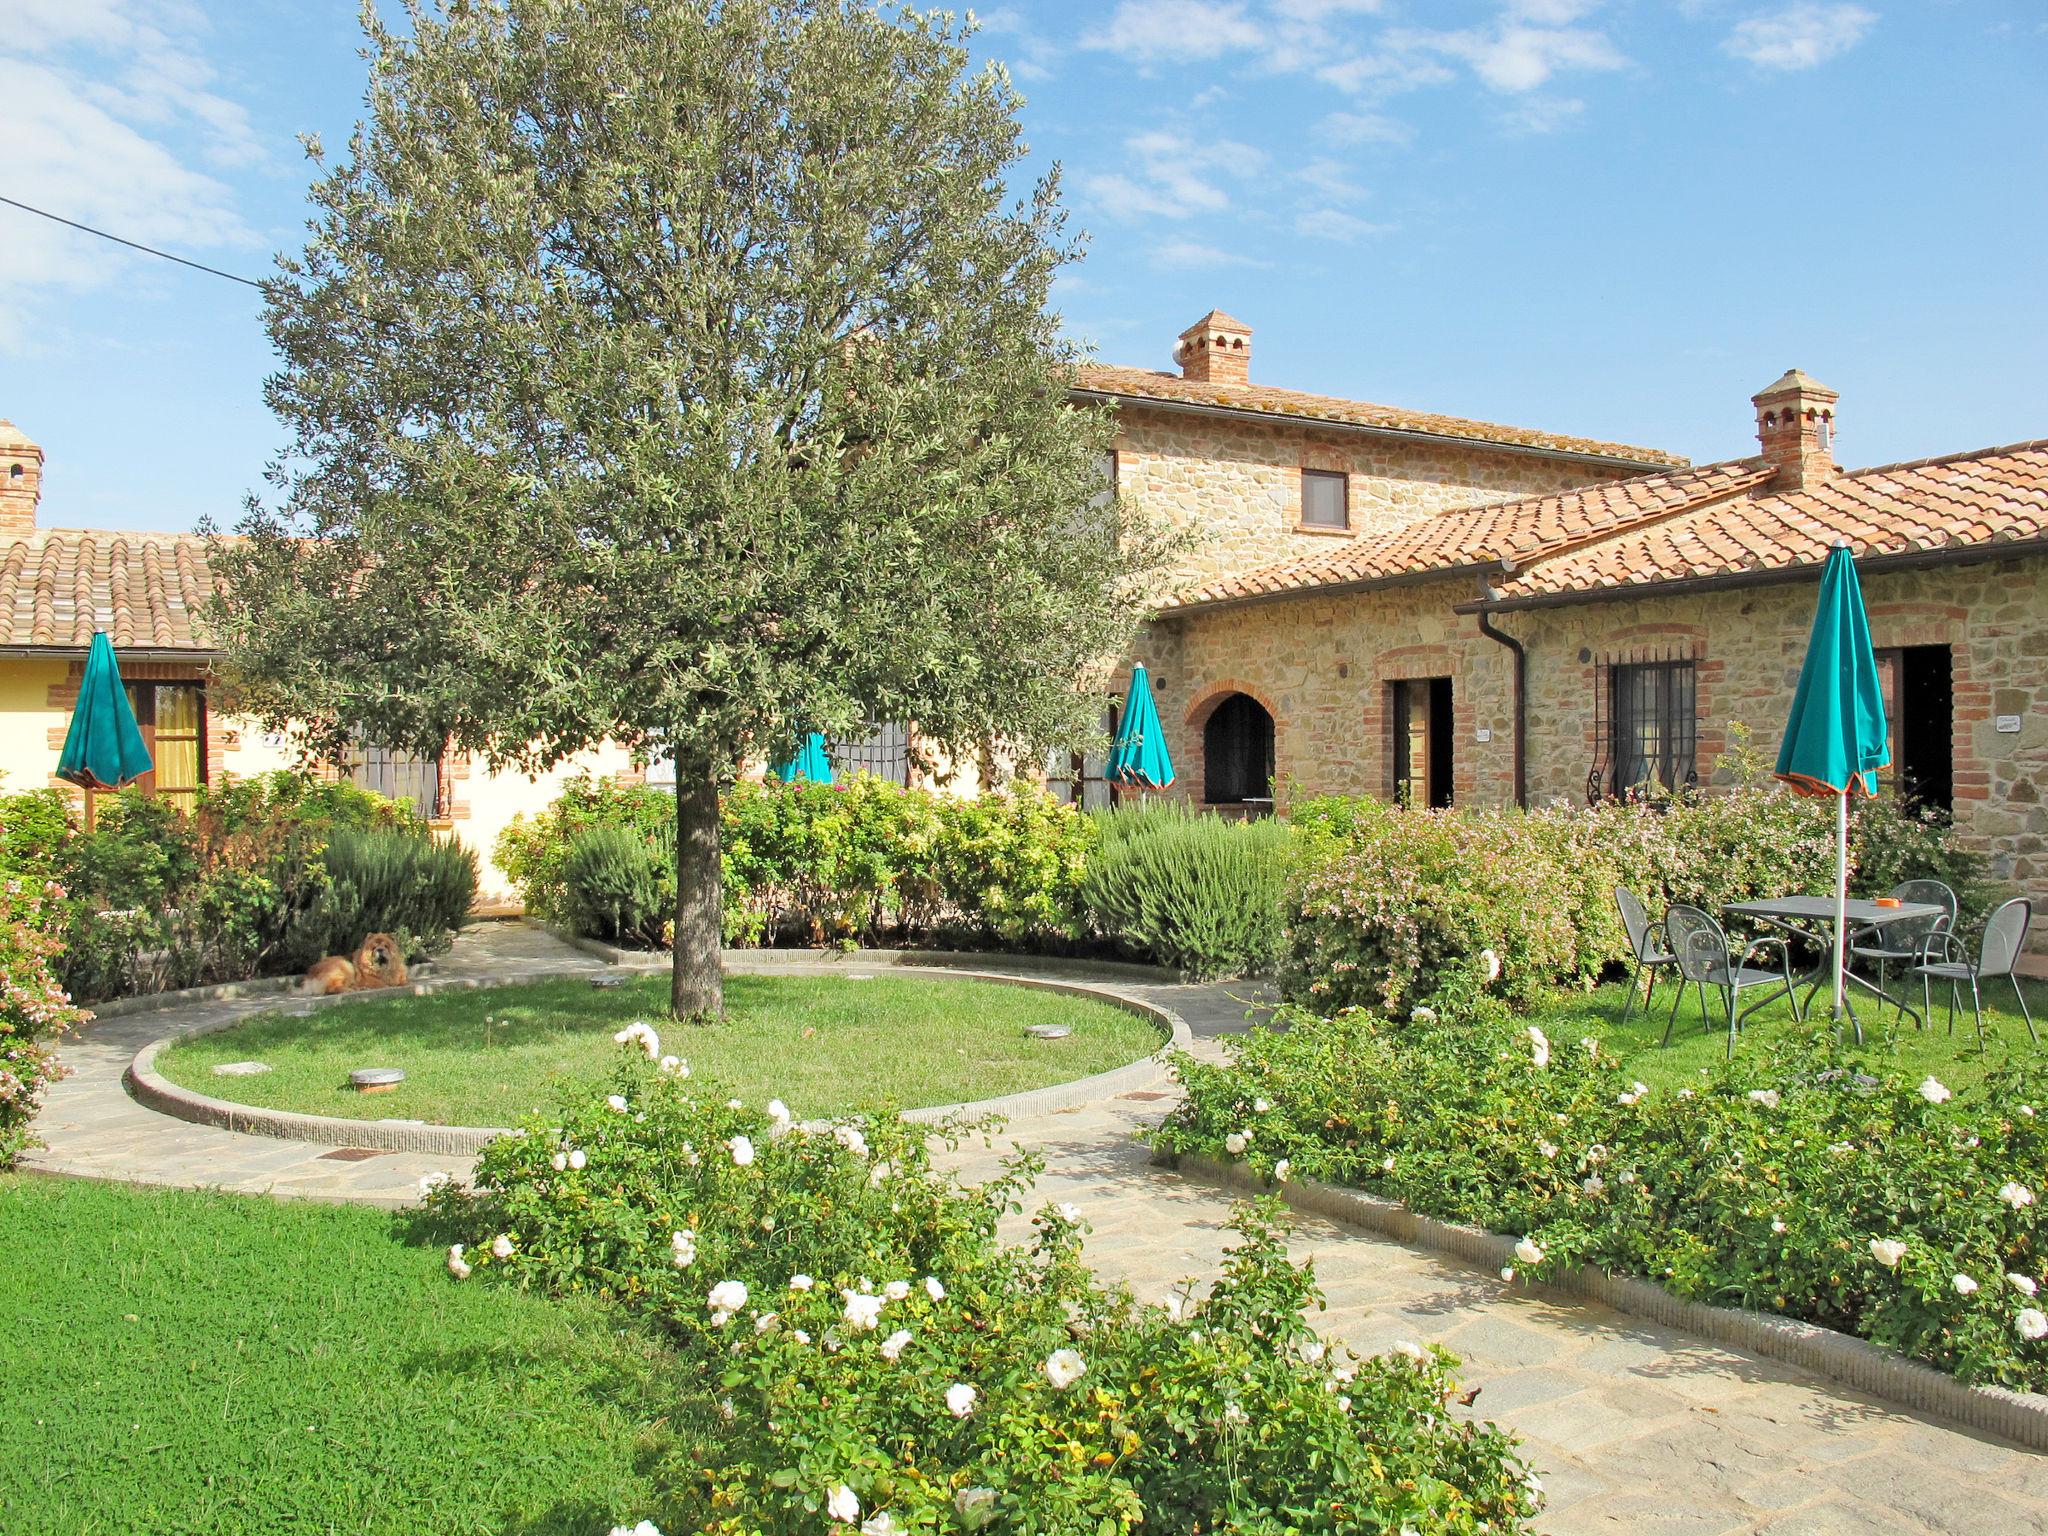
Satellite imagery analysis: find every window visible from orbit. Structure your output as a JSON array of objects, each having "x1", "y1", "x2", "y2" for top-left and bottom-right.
[
  {"x1": 1390, "y1": 677, "x2": 1454, "y2": 808},
  {"x1": 1300, "y1": 468, "x2": 1348, "y2": 530},
  {"x1": 1046, "y1": 702, "x2": 1120, "y2": 811},
  {"x1": 830, "y1": 722, "x2": 912, "y2": 786},
  {"x1": 1203, "y1": 693, "x2": 1275, "y2": 807},
  {"x1": 1876, "y1": 645, "x2": 1953, "y2": 813},
  {"x1": 349, "y1": 742, "x2": 444, "y2": 821},
  {"x1": 125, "y1": 682, "x2": 206, "y2": 810},
  {"x1": 1606, "y1": 661, "x2": 1697, "y2": 797}
]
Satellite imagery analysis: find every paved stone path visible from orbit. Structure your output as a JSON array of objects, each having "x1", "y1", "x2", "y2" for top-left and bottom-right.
[
  {"x1": 19, "y1": 920, "x2": 596, "y2": 1203},
  {"x1": 20, "y1": 926, "x2": 2048, "y2": 1532}
]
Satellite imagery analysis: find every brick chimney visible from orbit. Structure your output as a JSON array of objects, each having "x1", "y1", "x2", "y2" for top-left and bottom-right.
[
  {"x1": 0, "y1": 421, "x2": 42, "y2": 537},
  {"x1": 1175, "y1": 310, "x2": 1252, "y2": 386},
  {"x1": 1751, "y1": 370, "x2": 1838, "y2": 493}
]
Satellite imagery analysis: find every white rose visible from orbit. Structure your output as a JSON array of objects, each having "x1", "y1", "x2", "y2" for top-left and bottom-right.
[
  {"x1": 789, "y1": 1273, "x2": 815, "y2": 1291},
  {"x1": 1999, "y1": 1181, "x2": 2036, "y2": 1209},
  {"x1": 2019, "y1": 1308, "x2": 2048, "y2": 1342},
  {"x1": 1044, "y1": 1348, "x2": 1087, "y2": 1390},
  {"x1": 1953, "y1": 1274, "x2": 1980, "y2": 1296},
  {"x1": 1224, "y1": 1132, "x2": 1248, "y2": 1156},
  {"x1": 1918, "y1": 1076, "x2": 1953, "y2": 1105},
  {"x1": 1272, "y1": 1159, "x2": 1291, "y2": 1183},
  {"x1": 707, "y1": 1279, "x2": 748, "y2": 1313},
  {"x1": 490, "y1": 1234, "x2": 514, "y2": 1260},
  {"x1": 567, "y1": 1147, "x2": 587, "y2": 1170},
  {"x1": 1513, "y1": 1236, "x2": 1544, "y2": 1266},
  {"x1": 446, "y1": 1243, "x2": 472, "y2": 1280},
  {"x1": 924, "y1": 1276, "x2": 946, "y2": 1302},
  {"x1": 945, "y1": 1382, "x2": 978, "y2": 1418},
  {"x1": 879, "y1": 1329, "x2": 912, "y2": 1361},
  {"x1": 1747, "y1": 1089, "x2": 1780, "y2": 1109},
  {"x1": 1869, "y1": 1238, "x2": 1907, "y2": 1268},
  {"x1": 825, "y1": 1484, "x2": 860, "y2": 1524},
  {"x1": 2009, "y1": 1273, "x2": 2039, "y2": 1297},
  {"x1": 727, "y1": 1135, "x2": 755, "y2": 1167},
  {"x1": 883, "y1": 1279, "x2": 911, "y2": 1302},
  {"x1": 606, "y1": 1094, "x2": 629, "y2": 1113},
  {"x1": 842, "y1": 1290, "x2": 885, "y2": 1332}
]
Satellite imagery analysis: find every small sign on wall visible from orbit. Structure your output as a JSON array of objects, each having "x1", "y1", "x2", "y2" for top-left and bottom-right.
[
  {"x1": 1996, "y1": 715, "x2": 2023, "y2": 734},
  {"x1": 1475, "y1": 728, "x2": 1493, "y2": 743}
]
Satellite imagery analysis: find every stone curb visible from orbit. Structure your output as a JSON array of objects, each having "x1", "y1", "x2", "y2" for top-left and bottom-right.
[
  {"x1": 544, "y1": 923, "x2": 1183, "y2": 985},
  {"x1": 1173, "y1": 1150, "x2": 2048, "y2": 1453},
  {"x1": 128, "y1": 961, "x2": 1188, "y2": 1157}
]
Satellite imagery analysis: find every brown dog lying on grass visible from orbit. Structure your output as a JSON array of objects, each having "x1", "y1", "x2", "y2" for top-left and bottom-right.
[{"x1": 299, "y1": 932, "x2": 409, "y2": 995}]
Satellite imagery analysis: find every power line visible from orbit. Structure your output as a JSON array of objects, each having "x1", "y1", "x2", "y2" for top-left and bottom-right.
[{"x1": 0, "y1": 194, "x2": 264, "y2": 290}]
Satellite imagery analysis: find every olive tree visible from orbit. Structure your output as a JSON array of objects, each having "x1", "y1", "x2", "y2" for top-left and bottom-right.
[{"x1": 211, "y1": 0, "x2": 1169, "y2": 1018}]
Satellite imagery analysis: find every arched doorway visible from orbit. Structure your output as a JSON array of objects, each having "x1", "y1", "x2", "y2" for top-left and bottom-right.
[{"x1": 1203, "y1": 692, "x2": 1275, "y2": 809}]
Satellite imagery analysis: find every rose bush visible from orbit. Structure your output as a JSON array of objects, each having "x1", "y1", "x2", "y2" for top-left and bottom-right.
[
  {"x1": 1154, "y1": 999, "x2": 2048, "y2": 1391},
  {"x1": 429, "y1": 1039, "x2": 1542, "y2": 1533},
  {"x1": 0, "y1": 875, "x2": 88, "y2": 1165}
]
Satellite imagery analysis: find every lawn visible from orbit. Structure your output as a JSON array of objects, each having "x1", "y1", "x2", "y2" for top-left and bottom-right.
[
  {"x1": 1535, "y1": 967, "x2": 2047, "y2": 1094},
  {"x1": 158, "y1": 970, "x2": 1163, "y2": 1127},
  {"x1": 0, "y1": 1175, "x2": 689, "y2": 1536}
]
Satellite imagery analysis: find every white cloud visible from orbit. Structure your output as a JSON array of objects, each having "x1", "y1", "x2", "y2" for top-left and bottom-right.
[
  {"x1": 1293, "y1": 157, "x2": 1371, "y2": 202},
  {"x1": 1397, "y1": 19, "x2": 1628, "y2": 92},
  {"x1": 976, "y1": 7, "x2": 1060, "y2": 82},
  {"x1": 1318, "y1": 109, "x2": 1414, "y2": 146},
  {"x1": 1149, "y1": 239, "x2": 1273, "y2": 270},
  {"x1": 0, "y1": 1, "x2": 261, "y2": 340},
  {"x1": 1079, "y1": 131, "x2": 1268, "y2": 221},
  {"x1": 1499, "y1": 95, "x2": 1586, "y2": 134},
  {"x1": 1724, "y1": 3, "x2": 1876, "y2": 70},
  {"x1": 1293, "y1": 207, "x2": 1394, "y2": 242},
  {"x1": 1081, "y1": 0, "x2": 1266, "y2": 64}
]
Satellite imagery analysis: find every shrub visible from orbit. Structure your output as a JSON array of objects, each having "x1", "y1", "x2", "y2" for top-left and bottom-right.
[
  {"x1": 51, "y1": 771, "x2": 456, "y2": 1003},
  {"x1": 429, "y1": 1040, "x2": 1541, "y2": 1533},
  {"x1": 1282, "y1": 807, "x2": 1581, "y2": 1014},
  {"x1": 1080, "y1": 802, "x2": 1290, "y2": 979},
  {"x1": 506, "y1": 775, "x2": 1096, "y2": 954},
  {"x1": 561, "y1": 823, "x2": 674, "y2": 949},
  {"x1": 0, "y1": 877, "x2": 88, "y2": 1166},
  {"x1": 1155, "y1": 1000, "x2": 2048, "y2": 1392},
  {"x1": 284, "y1": 828, "x2": 478, "y2": 967},
  {"x1": 1850, "y1": 793, "x2": 2001, "y2": 926}
]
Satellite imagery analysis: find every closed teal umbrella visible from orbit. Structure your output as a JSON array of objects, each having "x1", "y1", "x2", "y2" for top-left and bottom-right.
[
  {"x1": 57, "y1": 633, "x2": 153, "y2": 806},
  {"x1": 1105, "y1": 663, "x2": 1175, "y2": 790},
  {"x1": 1775, "y1": 543, "x2": 1890, "y2": 1018},
  {"x1": 771, "y1": 731, "x2": 834, "y2": 785}
]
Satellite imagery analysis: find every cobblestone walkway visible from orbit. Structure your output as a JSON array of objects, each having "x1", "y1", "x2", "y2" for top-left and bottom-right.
[{"x1": 21, "y1": 928, "x2": 2047, "y2": 1531}]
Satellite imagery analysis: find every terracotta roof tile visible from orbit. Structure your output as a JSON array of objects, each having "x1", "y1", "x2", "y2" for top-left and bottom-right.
[
  {"x1": 0, "y1": 529, "x2": 220, "y2": 651},
  {"x1": 1165, "y1": 458, "x2": 1772, "y2": 611},
  {"x1": 1488, "y1": 439, "x2": 2048, "y2": 602},
  {"x1": 1072, "y1": 362, "x2": 1686, "y2": 468}
]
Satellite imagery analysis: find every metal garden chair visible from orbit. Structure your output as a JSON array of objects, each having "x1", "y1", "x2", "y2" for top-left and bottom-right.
[
  {"x1": 1848, "y1": 878, "x2": 1955, "y2": 1033},
  {"x1": 1663, "y1": 903, "x2": 1797, "y2": 1058},
  {"x1": 1911, "y1": 897, "x2": 2037, "y2": 1047},
  {"x1": 1614, "y1": 887, "x2": 1676, "y2": 1032}
]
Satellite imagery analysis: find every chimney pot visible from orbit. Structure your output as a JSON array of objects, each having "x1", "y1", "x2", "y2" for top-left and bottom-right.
[
  {"x1": 0, "y1": 419, "x2": 41, "y2": 537},
  {"x1": 1750, "y1": 369, "x2": 1838, "y2": 493},
  {"x1": 1176, "y1": 310, "x2": 1252, "y2": 385}
]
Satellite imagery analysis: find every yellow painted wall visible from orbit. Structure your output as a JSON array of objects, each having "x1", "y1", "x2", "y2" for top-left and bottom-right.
[{"x1": 0, "y1": 659, "x2": 70, "y2": 796}]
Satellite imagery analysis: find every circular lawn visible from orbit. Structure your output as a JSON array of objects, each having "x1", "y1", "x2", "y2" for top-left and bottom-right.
[{"x1": 156, "y1": 969, "x2": 1163, "y2": 1127}]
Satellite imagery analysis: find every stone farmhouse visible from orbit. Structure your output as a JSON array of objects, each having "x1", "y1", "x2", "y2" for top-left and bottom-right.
[
  {"x1": 1088, "y1": 312, "x2": 2046, "y2": 946},
  {"x1": 3, "y1": 307, "x2": 2042, "y2": 928}
]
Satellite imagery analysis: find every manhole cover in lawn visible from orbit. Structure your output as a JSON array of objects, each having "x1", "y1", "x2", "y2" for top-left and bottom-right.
[{"x1": 317, "y1": 1147, "x2": 390, "y2": 1162}]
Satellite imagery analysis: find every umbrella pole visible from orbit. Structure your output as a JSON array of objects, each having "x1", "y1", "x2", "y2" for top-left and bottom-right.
[{"x1": 1832, "y1": 787, "x2": 1849, "y2": 1020}]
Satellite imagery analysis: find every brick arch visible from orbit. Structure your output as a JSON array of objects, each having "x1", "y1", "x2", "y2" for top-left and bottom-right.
[
  {"x1": 1866, "y1": 601, "x2": 1967, "y2": 651},
  {"x1": 1372, "y1": 642, "x2": 1465, "y2": 683},
  {"x1": 1184, "y1": 678, "x2": 1286, "y2": 811}
]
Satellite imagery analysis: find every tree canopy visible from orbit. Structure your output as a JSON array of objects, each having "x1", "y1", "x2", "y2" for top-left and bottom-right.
[{"x1": 210, "y1": 0, "x2": 1172, "y2": 1015}]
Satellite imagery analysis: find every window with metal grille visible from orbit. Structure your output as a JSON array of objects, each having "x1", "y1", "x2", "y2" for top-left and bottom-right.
[
  {"x1": 830, "y1": 722, "x2": 911, "y2": 786},
  {"x1": 350, "y1": 743, "x2": 443, "y2": 820},
  {"x1": 1300, "y1": 468, "x2": 1348, "y2": 529},
  {"x1": 1605, "y1": 661, "x2": 1697, "y2": 798},
  {"x1": 124, "y1": 682, "x2": 206, "y2": 810}
]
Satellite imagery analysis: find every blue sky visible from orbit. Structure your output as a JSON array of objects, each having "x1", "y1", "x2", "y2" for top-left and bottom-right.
[{"x1": 3, "y1": 0, "x2": 2044, "y2": 534}]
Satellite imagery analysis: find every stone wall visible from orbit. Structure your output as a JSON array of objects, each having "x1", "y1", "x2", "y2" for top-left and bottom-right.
[
  {"x1": 1150, "y1": 551, "x2": 2048, "y2": 950},
  {"x1": 1112, "y1": 402, "x2": 1652, "y2": 592}
]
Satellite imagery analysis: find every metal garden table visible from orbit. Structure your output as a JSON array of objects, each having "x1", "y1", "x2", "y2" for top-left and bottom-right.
[{"x1": 1723, "y1": 895, "x2": 1946, "y2": 1043}]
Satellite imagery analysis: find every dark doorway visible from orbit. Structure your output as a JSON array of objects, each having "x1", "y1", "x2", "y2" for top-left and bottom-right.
[
  {"x1": 1877, "y1": 645, "x2": 1953, "y2": 812},
  {"x1": 1203, "y1": 693, "x2": 1275, "y2": 806},
  {"x1": 1391, "y1": 677, "x2": 1454, "y2": 808}
]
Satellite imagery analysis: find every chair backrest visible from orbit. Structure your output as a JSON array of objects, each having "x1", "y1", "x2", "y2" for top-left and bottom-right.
[
  {"x1": 1665, "y1": 903, "x2": 1733, "y2": 986},
  {"x1": 1977, "y1": 898, "x2": 2033, "y2": 980},
  {"x1": 1888, "y1": 878, "x2": 1957, "y2": 952},
  {"x1": 1614, "y1": 887, "x2": 1655, "y2": 959}
]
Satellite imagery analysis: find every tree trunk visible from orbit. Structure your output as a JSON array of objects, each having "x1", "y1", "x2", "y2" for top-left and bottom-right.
[{"x1": 671, "y1": 758, "x2": 725, "y2": 1021}]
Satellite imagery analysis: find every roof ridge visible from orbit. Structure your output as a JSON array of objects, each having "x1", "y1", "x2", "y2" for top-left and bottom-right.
[{"x1": 1842, "y1": 436, "x2": 2048, "y2": 481}]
